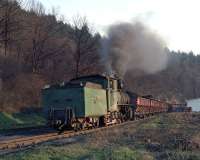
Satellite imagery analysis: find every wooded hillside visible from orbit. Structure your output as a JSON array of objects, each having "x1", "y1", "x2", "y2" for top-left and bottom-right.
[
  {"x1": 0, "y1": 0, "x2": 199, "y2": 112},
  {"x1": 125, "y1": 51, "x2": 200, "y2": 102}
]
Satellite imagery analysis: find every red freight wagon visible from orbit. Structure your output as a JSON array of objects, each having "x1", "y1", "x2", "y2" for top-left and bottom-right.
[{"x1": 135, "y1": 96, "x2": 169, "y2": 118}]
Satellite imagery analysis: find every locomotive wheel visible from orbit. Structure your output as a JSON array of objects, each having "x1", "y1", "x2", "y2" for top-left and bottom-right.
[
  {"x1": 72, "y1": 122, "x2": 82, "y2": 131},
  {"x1": 117, "y1": 118, "x2": 122, "y2": 124},
  {"x1": 94, "y1": 120, "x2": 100, "y2": 128}
]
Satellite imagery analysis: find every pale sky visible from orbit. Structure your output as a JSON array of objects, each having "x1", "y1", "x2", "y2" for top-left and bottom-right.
[{"x1": 40, "y1": 0, "x2": 200, "y2": 54}]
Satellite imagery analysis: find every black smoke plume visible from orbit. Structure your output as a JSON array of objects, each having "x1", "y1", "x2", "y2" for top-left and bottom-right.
[{"x1": 101, "y1": 21, "x2": 168, "y2": 77}]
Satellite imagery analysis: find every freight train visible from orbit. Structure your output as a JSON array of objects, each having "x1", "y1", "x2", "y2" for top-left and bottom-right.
[
  {"x1": 41, "y1": 74, "x2": 190, "y2": 131},
  {"x1": 168, "y1": 103, "x2": 192, "y2": 112}
]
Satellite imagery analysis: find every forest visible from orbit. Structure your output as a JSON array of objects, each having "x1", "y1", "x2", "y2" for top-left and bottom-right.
[{"x1": 0, "y1": 0, "x2": 200, "y2": 112}]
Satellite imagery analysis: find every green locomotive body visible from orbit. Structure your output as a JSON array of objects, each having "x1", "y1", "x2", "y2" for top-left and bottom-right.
[
  {"x1": 42, "y1": 84, "x2": 108, "y2": 118},
  {"x1": 42, "y1": 75, "x2": 136, "y2": 130}
]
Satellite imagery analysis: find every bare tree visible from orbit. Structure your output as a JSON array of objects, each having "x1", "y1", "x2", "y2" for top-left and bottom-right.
[
  {"x1": 19, "y1": 0, "x2": 71, "y2": 73},
  {"x1": 0, "y1": 0, "x2": 22, "y2": 56},
  {"x1": 69, "y1": 16, "x2": 101, "y2": 78}
]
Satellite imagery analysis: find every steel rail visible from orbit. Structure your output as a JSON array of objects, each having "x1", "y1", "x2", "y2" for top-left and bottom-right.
[{"x1": 0, "y1": 115, "x2": 156, "y2": 154}]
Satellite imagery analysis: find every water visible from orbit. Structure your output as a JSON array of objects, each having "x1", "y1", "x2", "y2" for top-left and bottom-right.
[{"x1": 187, "y1": 98, "x2": 200, "y2": 112}]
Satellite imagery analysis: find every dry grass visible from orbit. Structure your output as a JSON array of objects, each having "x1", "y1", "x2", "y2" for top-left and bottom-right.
[
  {"x1": 0, "y1": 73, "x2": 46, "y2": 113},
  {"x1": 1, "y1": 112, "x2": 200, "y2": 160},
  {"x1": 87, "y1": 112, "x2": 200, "y2": 159}
]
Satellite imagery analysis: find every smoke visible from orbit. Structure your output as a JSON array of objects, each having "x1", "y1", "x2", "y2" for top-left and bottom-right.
[{"x1": 101, "y1": 21, "x2": 169, "y2": 77}]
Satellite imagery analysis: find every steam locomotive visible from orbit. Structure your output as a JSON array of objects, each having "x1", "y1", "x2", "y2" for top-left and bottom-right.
[{"x1": 41, "y1": 74, "x2": 188, "y2": 131}]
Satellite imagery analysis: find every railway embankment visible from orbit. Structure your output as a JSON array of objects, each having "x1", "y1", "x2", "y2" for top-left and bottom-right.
[
  {"x1": 0, "y1": 112, "x2": 200, "y2": 160},
  {"x1": 0, "y1": 112, "x2": 46, "y2": 132}
]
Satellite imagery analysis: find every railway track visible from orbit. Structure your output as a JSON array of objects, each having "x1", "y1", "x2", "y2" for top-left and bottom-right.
[{"x1": 0, "y1": 116, "x2": 155, "y2": 155}]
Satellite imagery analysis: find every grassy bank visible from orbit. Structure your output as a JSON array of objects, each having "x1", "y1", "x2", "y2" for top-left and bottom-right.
[
  {"x1": 0, "y1": 112, "x2": 46, "y2": 130},
  {"x1": 1, "y1": 113, "x2": 200, "y2": 160}
]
